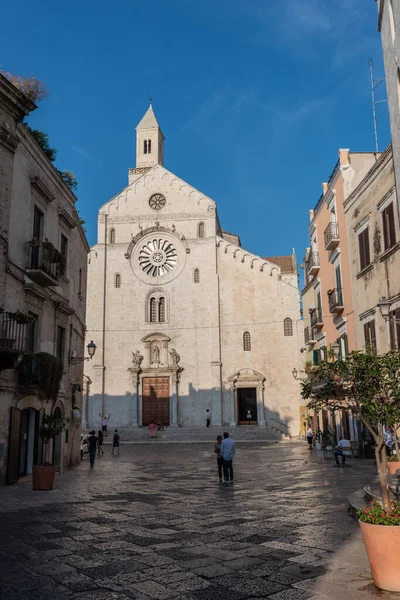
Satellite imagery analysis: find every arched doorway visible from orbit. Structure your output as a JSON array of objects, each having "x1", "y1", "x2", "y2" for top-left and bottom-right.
[
  {"x1": 52, "y1": 407, "x2": 63, "y2": 472},
  {"x1": 19, "y1": 408, "x2": 39, "y2": 476}
]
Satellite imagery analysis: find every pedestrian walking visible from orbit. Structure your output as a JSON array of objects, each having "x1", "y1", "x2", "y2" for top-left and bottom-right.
[
  {"x1": 88, "y1": 430, "x2": 98, "y2": 468},
  {"x1": 214, "y1": 435, "x2": 223, "y2": 482},
  {"x1": 149, "y1": 421, "x2": 156, "y2": 439},
  {"x1": 97, "y1": 429, "x2": 104, "y2": 455},
  {"x1": 206, "y1": 409, "x2": 211, "y2": 428},
  {"x1": 111, "y1": 429, "x2": 120, "y2": 455},
  {"x1": 384, "y1": 427, "x2": 395, "y2": 456},
  {"x1": 306, "y1": 426, "x2": 313, "y2": 449},
  {"x1": 99, "y1": 413, "x2": 111, "y2": 437},
  {"x1": 220, "y1": 431, "x2": 235, "y2": 483}
]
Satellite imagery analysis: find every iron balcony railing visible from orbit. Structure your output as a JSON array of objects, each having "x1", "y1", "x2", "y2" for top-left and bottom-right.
[
  {"x1": 0, "y1": 312, "x2": 29, "y2": 353},
  {"x1": 310, "y1": 308, "x2": 323, "y2": 328},
  {"x1": 304, "y1": 326, "x2": 310, "y2": 344},
  {"x1": 27, "y1": 241, "x2": 59, "y2": 283},
  {"x1": 329, "y1": 288, "x2": 344, "y2": 313},
  {"x1": 306, "y1": 251, "x2": 320, "y2": 274},
  {"x1": 324, "y1": 222, "x2": 340, "y2": 250}
]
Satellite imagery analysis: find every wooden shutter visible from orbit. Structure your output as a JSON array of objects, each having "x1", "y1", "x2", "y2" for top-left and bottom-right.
[
  {"x1": 358, "y1": 228, "x2": 370, "y2": 270},
  {"x1": 383, "y1": 203, "x2": 396, "y2": 250}
]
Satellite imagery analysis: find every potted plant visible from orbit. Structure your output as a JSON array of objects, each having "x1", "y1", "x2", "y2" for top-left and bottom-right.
[
  {"x1": 302, "y1": 350, "x2": 400, "y2": 592},
  {"x1": 13, "y1": 310, "x2": 35, "y2": 325},
  {"x1": 33, "y1": 412, "x2": 66, "y2": 491},
  {"x1": 28, "y1": 237, "x2": 40, "y2": 247},
  {"x1": 387, "y1": 454, "x2": 400, "y2": 475},
  {"x1": 72, "y1": 404, "x2": 81, "y2": 419}
]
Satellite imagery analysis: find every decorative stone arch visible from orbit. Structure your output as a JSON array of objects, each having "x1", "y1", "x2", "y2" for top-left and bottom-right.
[
  {"x1": 227, "y1": 369, "x2": 266, "y2": 427},
  {"x1": 233, "y1": 249, "x2": 241, "y2": 259},
  {"x1": 145, "y1": 288, "x2": 169, "y2": 323},
  {"x1": 17, "y1": 394, "x2": 43, "y2": 412},
  {"x1": 241, "y1": 253, "x2": 250, "y2": 264},
  {"x1": 260, "y1": 262, "x2": 269, "y2": 272},
  {"x1": 270, "y1": 266, "x2": 279, "y2": 276}
]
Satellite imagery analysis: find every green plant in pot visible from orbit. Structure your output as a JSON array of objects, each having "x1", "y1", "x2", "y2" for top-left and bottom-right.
[
  {"x1": 33, "y1": 412, "x2": 66, "y2": 491},
  {"x1": 387, "y1": 453, "x2": 400, "y2": 475},
  {"x1": 301, "y1": 349, "x2": 400, "y2": 592}
]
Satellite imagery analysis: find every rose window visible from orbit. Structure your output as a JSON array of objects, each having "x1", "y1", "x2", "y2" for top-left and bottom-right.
[
  {"x1": 149, "y1": 193, "x2": 166, "y2": 210},
  {"x1": 139, "y1": 238, "x2": 177, "y2": 277}
]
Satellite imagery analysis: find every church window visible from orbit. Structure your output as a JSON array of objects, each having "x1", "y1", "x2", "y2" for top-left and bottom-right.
[
  {"x1": 144, "y1": 140, "x2": 148, "y2": 154},
  {"x1": 150, "y1": 298, "x2": 157, "y2": 322},
  {"x1": 194, "y1": 269, "x2": 200, "y2": 283},
  {"x1": 243, "y1": 331, "x2": 251, "y2": 351},
  {"x1": 198, "y1": 222, "x2": 205, "y2": 238},
  {"x1": 284, "y1": 317, "x2": 293, "y2": 336},
  {"x1": 148, "y1": 139, "x2": 152, "y2": 153},
  {"x1": 110, "y1": 228, "x2": 116, "y2": 244},
  {"x1": 115, "y1": 273, "x2": 121, "y2": 288},
  {"x1": 159, "y1": 297, "x2": 166, "y2": 322}
]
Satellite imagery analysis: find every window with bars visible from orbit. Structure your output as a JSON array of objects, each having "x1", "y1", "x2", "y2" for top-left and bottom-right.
[
  {"x1": 150, "y1": 298, "x2": 157, "y2": 322},
  {"x1": 194, "y1": 269, "x2": 200, "y2": 283},
  {"x1": 110, "y1": 228, "x2": 116, "y2": 244},
  {"x1": 364, "y1": 320, "x2": 377, "y2": 354},
  {"x1": 159, "y1": 297, "x2": 166, "y2": 322},
  {"x1": 382, "y1": 202, "x2": 396, "y2": 251},
  {"x1": 283, "y1": 317, "x2": 293, "y2": 336},
  {"x1": 389, "y1": 308, "x2": 400, "y2": 349},
  {"x1": 358, "y1": 227, "x2": 371, "y2": 271},
  {"x1": 243, "y1": 331, "x2": 251, "y2": 351},
  {"x1": 115, "y1": 273, "x2": 121, "y2": 288},
  {"x1": 198, "y1": 222, "x2": 205, "y2": 238}
]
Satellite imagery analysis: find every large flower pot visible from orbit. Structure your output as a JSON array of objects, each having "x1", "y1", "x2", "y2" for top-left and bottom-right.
[
  {"x1": 32, "y1": 466, "x2": 56, "y2": 491},
  {"x1": 360, "y1": 521, "x2": 400, "y2": 591},
  {"x1": 387, "y1": 461, "x2": 400, "y2": 475}
]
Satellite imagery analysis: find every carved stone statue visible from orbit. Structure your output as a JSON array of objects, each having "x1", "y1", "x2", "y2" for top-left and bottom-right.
[
  {"x1": 169, "y1": 348, "x2": 180, "y2": 368},
  {"x1": 131, "y1": 350, "x2": 143, "y2": 369},
  {"x1": 152, "y1": 344, "x2": 160, "y2": 362}
]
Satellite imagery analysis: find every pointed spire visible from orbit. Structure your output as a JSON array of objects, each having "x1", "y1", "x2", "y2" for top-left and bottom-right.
[{"x1": 136, "y1": 103, "x2": 161, "y2": 130}]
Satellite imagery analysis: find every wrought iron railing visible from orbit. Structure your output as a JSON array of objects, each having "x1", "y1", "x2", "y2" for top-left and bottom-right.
[
  {"x1": 324, "y1": 222, "x2": 339, "y2": 249},
  {"x1": 304, "y1": 326, "x2": 310, "y2": 344},
  {"x1": 310, "y1": 308, "x2": 323, "y2": 327},
  {"x1": 0, "y1": 312, "x2": 29, "y2": 353},
  {"x1": 306, "y1": 251, "x2": 319, "y2": 272},
  {"x1": 28, "y1": 241, "x2": 59, "y2": 281},
  {"x1": 328, "y1": 288, "x2": 344, "y2": 312}
]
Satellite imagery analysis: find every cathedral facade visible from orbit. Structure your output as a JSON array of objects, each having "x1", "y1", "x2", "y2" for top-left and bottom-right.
[{"x1": 84, "y1": 105, "x2": 303, "y2": 435}]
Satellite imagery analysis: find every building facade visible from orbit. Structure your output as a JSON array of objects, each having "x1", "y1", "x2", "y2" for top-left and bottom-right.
[
  {"x1": 84, "y1": 105, "x2": 303, "y2": 437},
  {"x1": 345, "y1": 144, "x2": 400, "y2": 353},
  {"x1": 0, "y1": 74, "x2": 89, "y2": 485}
]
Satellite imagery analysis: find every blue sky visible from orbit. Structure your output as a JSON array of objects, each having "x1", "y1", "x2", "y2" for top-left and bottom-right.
[{"x1": 1, "y1": 0, "x2": 391, "y2": 264}]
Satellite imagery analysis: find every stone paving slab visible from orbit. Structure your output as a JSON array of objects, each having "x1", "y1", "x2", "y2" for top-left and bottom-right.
[{"x1": 0, "y1": 442, "x2": 394, "y2": 598}]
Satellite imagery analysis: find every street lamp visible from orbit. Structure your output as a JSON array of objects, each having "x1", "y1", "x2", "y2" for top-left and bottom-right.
[
  {"x1": 331, "y1": 342, "x2": 340, "y2": 360},
  {"x1": 378, "y1": 297, "x2": 393, "y2": 321},
  {"x1": 69, "y1": 340, "x2": 97, "y2": 365}
]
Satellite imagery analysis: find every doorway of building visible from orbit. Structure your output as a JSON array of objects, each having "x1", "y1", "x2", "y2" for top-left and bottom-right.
[
  {"x1": 53, "y1": 407, "x2": 63, "y2": 472},
  {"x1": 19, "y1": 408, "x2": 38, "y2": 476},
  {"x1": 142, "y1": 377, "x2": 170, "y2": 426},
  {"x1": 237, "y1": 387, "x2": 258, "y2": 424}
]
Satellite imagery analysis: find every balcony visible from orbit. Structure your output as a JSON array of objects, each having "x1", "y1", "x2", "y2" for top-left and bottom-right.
[
  {"x1": 324, "y1": 222, "x2": 340, "y2": 251},
  {"x1": 0, "y1": 312, "x2": 30, "y2": 371},
  {"x1": 26, "y1": 241, "x2": 60, "y2": 287},
  {"x1": 306, "y1": 251, "x2": 320, "y2": 276},
  {"x1": 304, "y1": 326, "x2": 316, "y2": 345},
  {"x1": 310, "y1": 308, "x2": 323, "y2": 329},
  {"x1": 328, "y1": 288, "x2": 344, "y2": 314}
]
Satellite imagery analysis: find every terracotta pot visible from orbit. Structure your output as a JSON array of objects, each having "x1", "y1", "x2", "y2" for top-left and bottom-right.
[
  {"x1": 360, "y1": 521, "x2": 400, "y2": 591},
  {"x1": 32, "y1": 466, "x2": 56, "y2": 491},
  {"x1": 387, "y1": 461, "x2": 400, "y2": 475}
]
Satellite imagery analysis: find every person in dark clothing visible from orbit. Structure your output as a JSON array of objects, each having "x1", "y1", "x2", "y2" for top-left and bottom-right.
[
  {"x1": 97, "y1": 430, "x2": 104, "y2": 456},
  {"x1": 112, "y1": 429, "x2": 120, "y2": 455},
  {"x1": 214, "y1": 435, "x2": 223, "y2": 482},
  {"x1": 88, "y1": 431, "x2": 98, "y2": 468}
]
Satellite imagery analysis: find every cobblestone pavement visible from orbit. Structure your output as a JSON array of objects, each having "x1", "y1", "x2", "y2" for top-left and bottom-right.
[{"x1": 1, "y1": 441, "x2": 399, "y2": 600}]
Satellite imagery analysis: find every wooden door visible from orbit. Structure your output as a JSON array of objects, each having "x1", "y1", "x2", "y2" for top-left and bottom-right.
[
  {"x1": 238, "y1": 388, "x2": 258, "y2": 424},
  {"x1": 142, "y1": 377, "x2": 170, "y2": 426},
  {"x1": 7, "y1": 407, "x2": 21, "y2": 484}
]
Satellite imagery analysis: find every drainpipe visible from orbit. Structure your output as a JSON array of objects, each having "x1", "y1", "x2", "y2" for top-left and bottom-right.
[{"x1": 101, "y1": 215, "x2": 107, "y2": 415}]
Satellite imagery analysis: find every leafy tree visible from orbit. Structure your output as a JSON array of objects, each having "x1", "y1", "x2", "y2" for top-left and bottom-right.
[
  {"x1": 24, "y1": 125, "x2": 57, "y2": 162},
  {"x1": 1, "y1": 70, "x2": 48, "y2": 103},
  {"x1": 301, "y1": 350, "x2": 400, "y2": 511},
  {"x1": 58, "y1": 169, "x2": 78, "y2": 192}
]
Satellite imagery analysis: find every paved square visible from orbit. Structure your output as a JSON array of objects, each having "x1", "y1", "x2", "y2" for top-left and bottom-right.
[{"x1": 0, "y1": 442, "x2": 398, "y2": 599}]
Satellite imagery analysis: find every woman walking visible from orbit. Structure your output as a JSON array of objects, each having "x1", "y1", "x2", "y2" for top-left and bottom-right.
[
  {"x1": 306, "y1": 426, "x2": 313, "y2": 450},
  {"x1": 97, "y1": 429, "x2": 104, "y2": 455}
]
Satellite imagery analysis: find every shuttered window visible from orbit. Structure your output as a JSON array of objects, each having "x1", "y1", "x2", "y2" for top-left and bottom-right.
[
  {"x1": 389, "y1": 308, "x2": 400, "y2": 349},
  {"x1": 243, "y1": 332, "x2": 251, "y2": 351},
  {"x1": 115, "y1": 273, "x2": 121, "y2": 288},
  {"x1": 194, "y1": 269, "x2": 200, "y2": 283},
  {"x1": 150, "y1": 298, "x2": 157, "y2": 322},
  {"x1": 382, "y1": 202, "x2": 396, "y2": 251},
  {"x1": 364, "y1": 320, "x2": 377, "y2": 354},
  {"x1": 110, "y1": 228, "x2": 116, "y2": 244},
  {"x1": 283, "y1": 317, "x2": 293, "y2": 336},
  {"x1": 198, "y1": 222, "x2": 205, "y2": 238},
  {"x1": 358, "y1": 227, "x2": 371, "y2": 271},
  {"x1": 159, "y1": 297, "x2": 166, "y2": 323}
]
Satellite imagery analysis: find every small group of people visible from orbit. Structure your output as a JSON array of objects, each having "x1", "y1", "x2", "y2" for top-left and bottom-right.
[
  {"x1": 214, "y1": 432, "x2": 236, "y2": 483},
  {"x1": 306, "y1": 426, "x2": 352, "y2": 467},
  {"x1": 148, "y1": 421, "x2": 165, "y2": 438},
  {"x1": 87, "y1": 428, "x2": 120, "y2": 468}
]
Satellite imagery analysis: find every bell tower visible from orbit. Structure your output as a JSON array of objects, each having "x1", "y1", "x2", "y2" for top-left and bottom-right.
[{"x1": 136, "y1": 102, "x2": 165, "y2": 168}]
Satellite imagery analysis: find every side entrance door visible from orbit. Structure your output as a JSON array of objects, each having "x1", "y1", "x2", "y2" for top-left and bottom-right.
[
  {"x1": 142, "y1": 377, "x2": 170, "y2": 426},
  {"x1": 7, "y1": 407, "x2": 21, "y2": 484},
  {"x1": 237, "y1": 388, "x2": 258, "y2": 424}
]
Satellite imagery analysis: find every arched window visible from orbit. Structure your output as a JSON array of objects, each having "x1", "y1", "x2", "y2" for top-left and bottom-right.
[
  {"x1": 243, "y1": 332, "x2": 251, "y2": 351},
  {"x1": 148, "y1": 139, "x2": 152, "y2": 154},
  {"x1": 194, "y1": 269, "x2": 200, "y2": 283},
  {"x1": 159, "y1": 297, "x2": 166, "y2": 322},
  {"x1": 150, "y1": 298, "x2": 157, "y2": 322},
  {"x1": 284, "y1": 317, "x2": 293, "y2": 336},
  {"x1": 198, "y1": 222, "x2": 205, "y2": 238},
  {"x1": 115, "y1": 273, "x2": 121, "y2": 288},
  {"x1": 110, "y1": 228, "x2": 116, "y2": 244},
  {"x1": 144, "y1": 140, "x2": 148, "y2": 154}
]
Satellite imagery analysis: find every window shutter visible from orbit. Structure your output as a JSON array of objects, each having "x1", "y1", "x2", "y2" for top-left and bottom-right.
[
  {"x1": 243, "y1": 332, "x2": 251, "y2": 351},
  {"x1": 159, "y1": 298, "x2": 165, "y2": 323},
  {"x1": 313, "y1": 349, "x2": 320, "y2": 365},
  {"x1": 370, "y1": 320, "x2": 377, "y2": 352},
  {"x1": 359, "y1": 232, "x2": 365, "y2": 270},
  {"x1": 388, "y1": 202, "x2": 396, "y2": 247}
]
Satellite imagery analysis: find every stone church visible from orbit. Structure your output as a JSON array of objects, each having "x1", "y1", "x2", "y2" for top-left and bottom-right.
[{"x1": 84, "y1": 105, "x2": 303, "y2": 436}]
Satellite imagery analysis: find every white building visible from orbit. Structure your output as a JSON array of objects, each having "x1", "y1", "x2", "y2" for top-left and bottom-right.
[{"x1": 84, "y1": 105, "x2": 303, "y2": 436}]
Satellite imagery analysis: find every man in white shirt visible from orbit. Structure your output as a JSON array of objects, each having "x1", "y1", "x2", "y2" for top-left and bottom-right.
[
  {"x1": 206, "y1": 409, "x2": 211, "y2": 428},
  {"x1": 220, "y1": 432, "x2": 236, "y2": 482},
  {"x1": 334, "y1": 436, "x2": 351, "y2": 467}
]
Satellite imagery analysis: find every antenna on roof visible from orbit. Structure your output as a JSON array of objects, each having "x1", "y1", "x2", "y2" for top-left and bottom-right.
[{"x1": 369, "y1": 58, "x2": 387, "y2": 153}]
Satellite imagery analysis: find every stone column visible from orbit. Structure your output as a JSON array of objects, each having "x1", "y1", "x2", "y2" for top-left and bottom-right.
[
  {"x1": 257, "y1": 383, "x2": 266, "y2": 426},
  {"x1": 230, "y1": 384, "x2": 237, "y2": 426}
]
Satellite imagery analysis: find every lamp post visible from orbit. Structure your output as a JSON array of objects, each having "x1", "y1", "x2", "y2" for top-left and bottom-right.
[{"x1": 69, "y1": 340, "x2": 97, "y2": 365}]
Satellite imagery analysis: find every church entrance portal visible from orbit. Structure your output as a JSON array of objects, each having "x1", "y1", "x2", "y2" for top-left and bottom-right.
[
  {"x1": 142, "y1": 377, "x2": 170, "y2": 426},
  {"x1": 238, "y1": 388, "x2": 258, "y2": 424}
]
